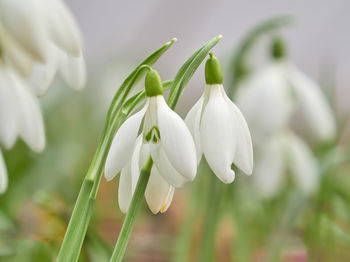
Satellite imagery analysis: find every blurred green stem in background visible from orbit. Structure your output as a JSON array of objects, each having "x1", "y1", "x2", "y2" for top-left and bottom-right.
[
  {"x1": 227, "y1": 15, "x2": 292, "y2": 98},
  {"x1": 197, "y1": 160, "x2": 230, "y2": 262},
  {"x1": 109, "y1": 158, "x2": 153, "y2": 262},
  {"x1": 173, "y1": 158, "x2": 212, "y2": 262},
  {"x1": 198, "y1": 170, "x2": 221, "y2": 262}
]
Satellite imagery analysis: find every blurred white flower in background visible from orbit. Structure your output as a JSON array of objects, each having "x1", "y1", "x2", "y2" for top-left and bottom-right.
[
  {"x1": 252, "y1": 131, "x2": 318, "y2": 197},
  {"x1": 0, "y1": 0, "x2": 86, "y2": 193},
  {"x1": 236, "y1": 53, "x2": 336, "y2": 197}
]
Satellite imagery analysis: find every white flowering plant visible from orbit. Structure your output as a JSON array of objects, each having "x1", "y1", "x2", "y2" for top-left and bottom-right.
[{"x1": 0, "y1": 5, "x2": 349, "y2": 262}]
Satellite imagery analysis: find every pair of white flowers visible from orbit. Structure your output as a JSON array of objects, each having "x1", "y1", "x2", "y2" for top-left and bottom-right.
[
  {"x1": 236, "y1": 57, "x2": 335, "y2": 197},
  {"x1": 105, "y1": 54, "x2": 253, "y2": 214},
  {"x1": 0, "y1": 0, "x2": 86, "y2": 193}
]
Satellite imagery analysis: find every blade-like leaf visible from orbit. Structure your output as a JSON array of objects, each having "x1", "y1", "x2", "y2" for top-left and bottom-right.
[
  {"x1": 167, "y1": 35, "x2": 222, "y2": 109},
  {"x1": 107, "y1": 38, "x2": 177, "y2": 124}
]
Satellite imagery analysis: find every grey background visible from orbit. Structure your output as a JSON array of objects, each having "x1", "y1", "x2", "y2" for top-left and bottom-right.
[{"x1": 64, "y1": 0, "x2": 350, "y2": 113}]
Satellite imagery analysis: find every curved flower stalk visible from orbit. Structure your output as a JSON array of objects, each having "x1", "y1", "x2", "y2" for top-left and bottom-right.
[
  {"x1": 0, "y1": 0, "x2": 86, "y2": 94},
  {"x1": 0, "y1": 0, "x2": 85, "y2": 193},
  {"x1": 105, "y1": 67, "x2": 197, "y2": 214},
  {"x1": 234, "y1": 37, "x2": 336, "y2": 197},
  {"x1": 185, "y1": 53, "x2": 253, "y2": 183}
]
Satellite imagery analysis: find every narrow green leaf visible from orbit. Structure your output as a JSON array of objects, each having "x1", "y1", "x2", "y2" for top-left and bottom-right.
[
  {"x1": 57, "y1": 179, "x2": 94, "y2": 262},
  {"x1": 107, "y1": 38, "x2": 177, "y2": 124},
  {"x1": 167, "y1": 35, "x2": 222, "y2": 109}
]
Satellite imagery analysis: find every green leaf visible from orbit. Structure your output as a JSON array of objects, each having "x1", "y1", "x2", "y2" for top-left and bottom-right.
[
  {"x1": 167, "y1": 35, "x2": 222, "y2": 109},
  {"x1": 57, "y1": 179, "x2": 94, "y2": 262},
  {"x1": 107, "y1": 38, "x2": 177, "y2": 125}
]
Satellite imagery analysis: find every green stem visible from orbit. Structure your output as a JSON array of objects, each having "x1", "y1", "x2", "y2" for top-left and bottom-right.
[
  {"x1": 198, "y1": 173, "x2": 220, "y2": 262},
  {"x1": 266, "y1": 192, "x2": 307, "y2": 262},
  {"x1": 109, "y1": 157, "x2": 153, "y2": 262}
]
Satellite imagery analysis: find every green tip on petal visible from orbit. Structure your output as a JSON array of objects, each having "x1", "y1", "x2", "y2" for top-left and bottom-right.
[
  {"x1": 205, "y1": 52, "x2": 223, "y2": 85},
  {"x1": 271, "y1": 36, "x2": 286, "y2": 60},
  {"x1": 145, "y1": 68, "x2": 164, "y2": 97}
]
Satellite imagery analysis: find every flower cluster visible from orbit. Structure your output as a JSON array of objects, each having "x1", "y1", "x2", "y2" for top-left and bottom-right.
[
  {"x1": 0, "y1": 0, "x2": 85, "y2": 193},
  {"x1": 235, "y1": 38, "x2": 336, "y2": 197},
  {"x1": 105, "y1": 54, "x2": 253, "y2": 213}
]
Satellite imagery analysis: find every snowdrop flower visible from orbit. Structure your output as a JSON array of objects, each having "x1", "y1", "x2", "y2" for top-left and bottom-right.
[
  {"x1": 0, "y1": 0, "x2": 85, "y2": 193},
  {"x1": 0, "y1": 61, "x2": 45, "y2": 194},
  {"x1": 234, "y1": 38, "x2": 333, "y2": 197},
  {"x1": 105, "y1": 68, "x2": 197, "y2": 213},
  {"x1": 185, "y1": 53, "x2": 253, "y2": 183},
  {"x1": 0, "y1": 0, "x2": 86, "y2": 94},
  {"x1": 253, "y1": 131, "x2": 318, "y2": 197},
  {"x1": 0, "y1": 64, "x2": 45, "y2": 152},
  {"x1": 235, "y1": 38, "x2": 336, "y2": 142}
]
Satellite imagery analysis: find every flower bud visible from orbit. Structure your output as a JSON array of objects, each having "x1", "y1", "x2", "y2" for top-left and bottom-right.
[{"x1": 271, "y1": 37, "x2": 286, "y2": 60}]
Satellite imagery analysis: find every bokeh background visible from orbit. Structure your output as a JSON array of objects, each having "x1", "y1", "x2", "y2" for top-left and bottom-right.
[{"x1": 1, "y1": 0, "x2": 350, "y2": 261}]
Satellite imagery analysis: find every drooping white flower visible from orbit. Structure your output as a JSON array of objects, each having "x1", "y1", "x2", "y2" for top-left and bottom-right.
[
  {"x1": 185, "y1": 53, "x2": 253, "y2": 183},
  {"x1": 105, "y1": 68, "x2": 197, "y2": 213},
  {"x1": 0, "y1": 0, "x2": 86, "y2": 94},
  {"x1": 253, "y1": 131, "x2": 318, "y2": 197},
  {"x1": 0, "y1": 64, "x2": 45, "y2": 152},
  {"x1": 0, "y1": 0, "x2": 85, "y2": 193},
  {"x1": 235, "y1": 61, "x2": 336, "y2": 143},
  {"x1": 234, "y1": 38, "x2": 332, "y2": 197}
]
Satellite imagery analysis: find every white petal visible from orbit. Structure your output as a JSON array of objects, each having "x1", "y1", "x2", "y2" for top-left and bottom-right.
[
  {"x1": 130, "y1": 136, "x2": 144, "y2": 192},
  {"x1": 59, "y1": 52, "x2": 86, "y2": 90},
  {"x1": 0, "y1": 68, "x2": 19, "y2": 148},
  {"x1": 142, "y1": 96, "x2": 158, "y2": 141},
  {"x1": 200, "y1": 85, "x2": 236, "y2": 183},
  {"x1": 253, "y1": 136, "x2": 285, "y2": 197},
  {"x1": 156, "y1": 96, "x2": 197, "y2": 180},
  {"x1": 1, "y1": 33, "x2": 34, "y2": 76},
  {"x1": 285, "y1": 133, "x2": 318, "y2": 194},
  {"x1": 104, "y1": 104, "x2": 147, "y2": 181},
  {"x1": 0, "y1": 150, "x2": 8, "y2": 194},
  {"x1": 0, "y1": 0, "x2": 49, "y2": 61},
  {"x1": 10, "y1": 70, "x2": 45, "y2": 152},
  {"x1": 29, "y1": 47, "x2": 59, "y2": 96},
  {"x1": 150, "y1": 143, "x2": 188, "y2": 188},
  {"x1": 288, "y1": 65, "x2": 336, "y2": 141},
  {"x1": 145, "y1": 166, "x2": 175, "y2": 214},
  {"x1": 235, "y1": 64, "x2": 294, "y2": 141},
  {"x1": 44, "y1": 0, "x2": 83, "y2": 56},
  {"x1": 185, "y1": 95, "x2": 203, "y2": 164},
  {"x1": 118, "y1": 163, "x2": 133, "y2": 214},
  {"x1": 224, "y1": 89, "x2": 253, "y2": 175}
]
